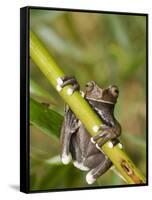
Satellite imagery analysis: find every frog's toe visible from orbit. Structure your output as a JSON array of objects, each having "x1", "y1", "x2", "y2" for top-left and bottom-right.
[
  {"x1": 56, "y1": 76, "x2": 80, "y2": 95},
  {"x1": 61, "y1": 154, "x2": 72, "y2": 165},
  {"x1": 67, "y1": 84, "x2": 80, "y2": 96},
  {"x1": 95, "y1": 143, "x2": 102, "y2": 150},
  {"x1": 90, "y1": 137, "x2": 96, "y2": 144},
  {"x1": 73, "y1": 161, "x2": 89, "y2": 171},
  {"x1": 118, "y1": 143, "x2": 123, "y2": 149},
  {"x1": 86, "y1": 171, "x2": 96, "y2": 184},
  {"x1": 108, "y1": 141, "x2": 114, "y2": 148}
]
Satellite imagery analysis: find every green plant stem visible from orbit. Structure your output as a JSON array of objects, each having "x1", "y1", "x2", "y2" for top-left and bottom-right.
[{"x1": 30, "y1": 30, "x2": 146, "y2": 184}]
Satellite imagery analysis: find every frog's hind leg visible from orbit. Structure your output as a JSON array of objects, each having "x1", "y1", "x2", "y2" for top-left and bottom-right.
[{"x1": 86, "y1": 157, "x2": 112, "y2": 184}]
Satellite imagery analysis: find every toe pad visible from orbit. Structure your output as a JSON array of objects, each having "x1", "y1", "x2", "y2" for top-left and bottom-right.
[{"x1": 86, "y1": 171, "x2": 96, "y2": 184}]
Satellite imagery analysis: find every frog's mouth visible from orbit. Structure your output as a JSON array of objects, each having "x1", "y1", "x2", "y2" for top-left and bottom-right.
[{"x1": 86, "y1": 97, "x2": 115, "y2": 105}]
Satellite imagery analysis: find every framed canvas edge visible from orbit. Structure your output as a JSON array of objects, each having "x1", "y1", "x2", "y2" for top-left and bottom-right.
[
  {"x1": 20, "y1": 6, "x2": 149, "y2": 194},
  {"x1": 20, "y1": 6, "x2": 30, "y2": 193}
]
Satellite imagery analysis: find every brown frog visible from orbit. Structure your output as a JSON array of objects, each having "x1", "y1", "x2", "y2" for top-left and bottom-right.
[{"x1": 60, "y1": 76, "x2": 121, "y2": 184}]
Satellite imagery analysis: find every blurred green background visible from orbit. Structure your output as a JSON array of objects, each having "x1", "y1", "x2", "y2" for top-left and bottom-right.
[{"x1": 29, "y1": 8, "x2": 147, "y2": 191}]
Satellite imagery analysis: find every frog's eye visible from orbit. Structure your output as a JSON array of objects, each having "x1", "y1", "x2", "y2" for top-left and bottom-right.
[
  {"x1": 85, "y1": 81, "x2": 94, "y2": 92},
  {"x1": 110, "y1": 86, "x2": 119, "y2": 97}
]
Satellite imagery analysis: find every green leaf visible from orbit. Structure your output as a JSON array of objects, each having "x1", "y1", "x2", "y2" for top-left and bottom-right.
[
  {"x1": 30, "y1": 98, "x2": 63, "y2": 138},
  {"x1": 30, "y1": 79, "x2": 57, "y2": 105}
]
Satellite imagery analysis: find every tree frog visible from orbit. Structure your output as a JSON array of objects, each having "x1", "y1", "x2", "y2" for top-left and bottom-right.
[{"x1": 59, "y1": 76, "x2": 121, "y2": 184}]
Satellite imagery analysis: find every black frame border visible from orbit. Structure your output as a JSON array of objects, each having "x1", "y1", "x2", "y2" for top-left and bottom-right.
[
  {"x1": 20, "y1": 7, "x2": 30, "y2": 193},
  {"x1": 20, "y1": 6, "x2": 148, "y2": 193}
]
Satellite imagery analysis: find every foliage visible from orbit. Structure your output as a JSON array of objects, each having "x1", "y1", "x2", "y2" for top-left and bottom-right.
[{"x1": 29, "y1": 9, "x2": 146, "y2": 191}]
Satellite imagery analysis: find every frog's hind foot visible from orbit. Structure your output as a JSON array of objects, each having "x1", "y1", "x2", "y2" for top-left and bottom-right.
[{"x1": 86, "y1": 158, "x2": 112, "y2": 184}]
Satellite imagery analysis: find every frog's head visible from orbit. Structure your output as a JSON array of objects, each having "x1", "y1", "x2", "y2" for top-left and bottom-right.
[{"x1": 85, "y1": 81, "x2": 119, "y2": 104}]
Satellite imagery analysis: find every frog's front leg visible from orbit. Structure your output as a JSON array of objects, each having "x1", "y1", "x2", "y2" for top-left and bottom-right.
[
  {"x1": 91, "y1": 123, "x2": 121, "y2": 149},
  {"x1": 60, "y1": 105, "x2": 80, "y2": 164},
  {"x1": 60, "y1": 76, "x2": 81, "y2": 164},
  {"x1": 58, "y1": 76, "x2": 80, "y2": 95}
]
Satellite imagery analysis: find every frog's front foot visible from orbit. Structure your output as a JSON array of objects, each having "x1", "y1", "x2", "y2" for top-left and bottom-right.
[
  {"x1": 91, "y1": 125, "x2": 120, "y2": 149},
  {"x1": 57, "y1": 76, "x2": 80, "y2": 95}
]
